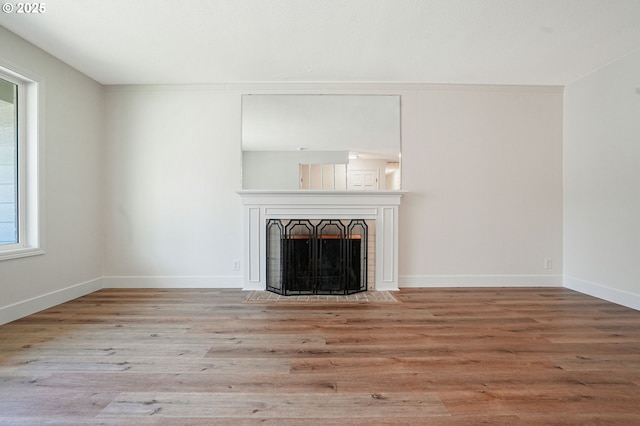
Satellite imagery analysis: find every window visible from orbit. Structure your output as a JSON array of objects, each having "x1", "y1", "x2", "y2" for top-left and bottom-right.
[
  {"x1": 0, "y1": 78, "x2": 18, "y2": 245},
  {"x1": 0, "y1": 63, "x2": 42, "y2": 260}
]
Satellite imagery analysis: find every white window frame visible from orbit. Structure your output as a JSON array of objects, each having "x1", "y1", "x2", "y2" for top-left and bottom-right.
[{"x1": 0, "y1": 61, "x2": 43, "y2": 261}]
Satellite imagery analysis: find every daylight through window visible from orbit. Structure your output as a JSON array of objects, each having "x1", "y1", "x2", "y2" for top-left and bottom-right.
[{"x1": 0, "y1": 77, "x2": 18, "y2": 246}]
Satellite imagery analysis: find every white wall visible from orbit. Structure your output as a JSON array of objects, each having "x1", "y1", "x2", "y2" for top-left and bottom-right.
[
  {"x1": 563, "y1": 49, "x2": 640, "y2": 310},
  {"x1": 400, "y1": 86, "x2": 563, "y2": 286},
  {"x1": 103, "y1": 87, "x2": 243, "y2": 287},
  {"x1": 103, "y1": 84, "x2": 564, "y2": 289},
  {"x1": 0, "y1": 28, "x2": 104, "y2": 324}
]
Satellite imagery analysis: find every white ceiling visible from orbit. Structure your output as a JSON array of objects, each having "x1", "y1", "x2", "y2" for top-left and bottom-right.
[{"x1": 2, "y1": 0, "x2": 640, "y2": 86}]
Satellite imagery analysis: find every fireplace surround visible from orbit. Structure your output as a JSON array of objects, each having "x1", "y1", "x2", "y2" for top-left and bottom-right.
[{"x1": 237, "y1": 190, "x2": 405, "y2": 292}]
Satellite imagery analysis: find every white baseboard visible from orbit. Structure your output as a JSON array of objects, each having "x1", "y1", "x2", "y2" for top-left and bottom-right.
[
  {"x1": 399, "y1": 274, "x2": 563, "y2": 288},
  {"x1": 103, "y1": 275, "x2": 243, "y2": 289},
  {"x1": 564, "y1": 275, "x2": 640, "y2": 311},
  {"x1": 0, "y1": 277, "x2": 104, "y2": 326}
]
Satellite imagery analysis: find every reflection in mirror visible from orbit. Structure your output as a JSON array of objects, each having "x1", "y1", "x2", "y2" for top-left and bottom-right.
[
  {"x1": 299, "y1": 164, "x2": 348, "y2": 190},
  {"x1": 241, "y1": 95, "x2": 401, "y2": 190}
]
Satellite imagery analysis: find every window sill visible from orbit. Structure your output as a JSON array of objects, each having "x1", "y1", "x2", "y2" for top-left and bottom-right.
[{"x1": 0, "y1": 247, "x2": 45, "y2": 261}]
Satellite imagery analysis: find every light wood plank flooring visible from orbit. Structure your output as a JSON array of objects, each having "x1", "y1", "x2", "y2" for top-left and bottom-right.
[{"x1": 1, "y1": 288, "x2": 639, "y2": 425}]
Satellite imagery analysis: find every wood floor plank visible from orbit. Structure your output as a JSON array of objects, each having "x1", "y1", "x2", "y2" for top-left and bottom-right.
[
  {"x1": 1, "y1": 371, "x2": 341, "y2": 394},
  {"x1": 1, "y1": 287, "x2": 639, "y2": 424},
  {"x1": 97, "y1": 391, "x2": 449, "y2": 419}
]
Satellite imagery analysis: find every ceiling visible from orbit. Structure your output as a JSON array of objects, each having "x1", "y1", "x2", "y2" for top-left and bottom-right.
[{"x1": 2, "y1": 0, "x2": 640, "y2": 86}]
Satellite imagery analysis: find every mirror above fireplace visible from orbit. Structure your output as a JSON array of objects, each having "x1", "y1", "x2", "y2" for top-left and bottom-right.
[{"x1": 241, "y1": 94, "x2": 401, "y2": 190}]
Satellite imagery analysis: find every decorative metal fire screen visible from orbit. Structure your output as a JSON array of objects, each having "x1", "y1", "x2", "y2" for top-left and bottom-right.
[{"x1": 266, "y1": 219, "x2": 368, "y2": 295}]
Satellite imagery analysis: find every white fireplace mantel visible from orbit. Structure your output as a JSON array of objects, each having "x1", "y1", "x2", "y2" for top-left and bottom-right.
[{"x1": 237, "y1": 190, "x2": 405, "y2": 292}]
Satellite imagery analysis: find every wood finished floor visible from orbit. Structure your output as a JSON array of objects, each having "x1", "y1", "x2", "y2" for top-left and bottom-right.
[{"x1": 1, "y1": 288, "x2": 639, "y2": 425}]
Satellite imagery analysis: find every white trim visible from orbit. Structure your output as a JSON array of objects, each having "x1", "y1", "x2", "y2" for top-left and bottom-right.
[
  {"x1": 376, "y1": 280, "x2": 402, "y2": 292},
  {"x1": 0, "y1": 278, "x2": 103, "y2": 326},
  {"x1": 103, "y1": 276, "x2": 243, "y2": 289},
  {"x1": 105, "y1": 83, "x2": 564, "y2": 94},
  {"x1": 564, "y1": 275, "x2": 640, "y2": 312},
  {"x1": 0, "y1": 246, "x2": 44, "y2": 261},
  {"x1": 0, "y1": 60, "x2": 44, "y2": 261},
  {"x1": 237, "y1": 190, "x2": 405, "y2": 291},
  {"x1": 399, "y1": 275, "x2": 563, "y2": 288}
]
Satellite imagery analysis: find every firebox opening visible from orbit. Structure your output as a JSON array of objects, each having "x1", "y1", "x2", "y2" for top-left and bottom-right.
[{"x1": 266, "y1": 219, "x2": 368, "y2": 295}]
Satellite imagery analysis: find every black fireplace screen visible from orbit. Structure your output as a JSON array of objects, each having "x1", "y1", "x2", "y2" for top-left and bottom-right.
[{"x1": 266, "y1": 219, "x2": 368, "y2": 295}]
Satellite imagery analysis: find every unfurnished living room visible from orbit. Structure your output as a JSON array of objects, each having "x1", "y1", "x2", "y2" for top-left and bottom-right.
[{"x1": 1, "y1": 1, "x2": 639, "y2": 424}]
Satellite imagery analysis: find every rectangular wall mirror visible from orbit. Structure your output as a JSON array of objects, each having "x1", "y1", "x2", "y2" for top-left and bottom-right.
[{"x1": 241, "y1": 94, "x2": 401, "y2": 190}]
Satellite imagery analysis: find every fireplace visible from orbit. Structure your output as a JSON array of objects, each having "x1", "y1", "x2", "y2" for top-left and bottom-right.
[
  {"x1": 237, "y1": 190, "x2": 405, "y2": 292},
  {"x1": 266, "y1": 219, "x2": 368, "y2": 295}
]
